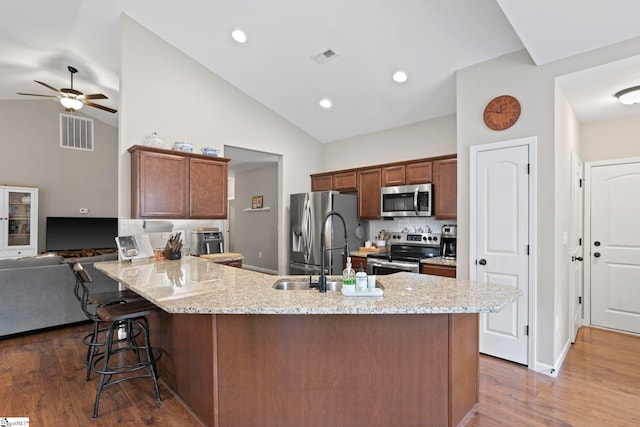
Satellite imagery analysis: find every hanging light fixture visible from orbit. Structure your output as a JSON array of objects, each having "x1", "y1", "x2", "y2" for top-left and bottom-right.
[
  {"x1": 615, "y1": 86, "x2": 640, "y2": 105},
  {"x1": 60, "y1": 97, "x2": 83, "y2": 111}
]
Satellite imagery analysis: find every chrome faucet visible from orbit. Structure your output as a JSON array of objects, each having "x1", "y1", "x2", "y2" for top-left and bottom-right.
[{"x1": 318, "y1": 210, "x2": 349, "y2": 293}]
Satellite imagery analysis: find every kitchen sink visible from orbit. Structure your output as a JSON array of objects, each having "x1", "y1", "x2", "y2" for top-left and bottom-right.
[{"x1": 272, "y1": 279, "x2": 384, "y2": 291}]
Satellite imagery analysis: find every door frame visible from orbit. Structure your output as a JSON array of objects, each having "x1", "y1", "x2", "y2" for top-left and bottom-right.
[
  {"x1": 568, "y1": 151, "x2": 584, "y2": 343},
  {"x1": 583, "y1": 156, "x2": 640, "y2": 328},
  {"x1": 469, "y1": 136, "x2": 538, "y2": 369}
]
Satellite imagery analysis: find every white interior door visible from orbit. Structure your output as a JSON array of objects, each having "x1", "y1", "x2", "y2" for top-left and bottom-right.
[
  {"x1": 473, "y1": 143, "x2": 530, "y2": 365},
  {"x1": 590, "y1": 161, "x2": 640, "y2": 334},
  {"x1": 569, "y1": 152, "x2": 584, "y2": 343}
]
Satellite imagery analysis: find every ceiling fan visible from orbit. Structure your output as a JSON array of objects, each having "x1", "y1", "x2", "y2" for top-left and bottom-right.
[{"x1": 17, "y1": 66, "x2": 117, "y2": 113}]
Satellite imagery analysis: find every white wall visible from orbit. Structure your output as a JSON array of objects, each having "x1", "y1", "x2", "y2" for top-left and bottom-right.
[
  {"x1": 321, "y1": 114, "x2": 456, "y2": 171},
  {"x1": 581, "y1": 114, "x2": 640, "y2": 162},
  {"x1": 118, "y1": 14, "x2": 323, "y2": 273},
  {"x1": 553, "y1": 85, "x2": 581, "y2": 363},
  {"x1": 0, "y1": 99, "x2": 118, "y2": 252}
]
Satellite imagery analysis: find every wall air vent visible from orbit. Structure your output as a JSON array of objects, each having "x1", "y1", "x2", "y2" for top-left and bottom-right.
[
  {"x1": 311, "y1": 48, "x2": 338, "y2": 65},
  {"x1": 60, "y1": 114, "x2": 94, "y2": 151}
]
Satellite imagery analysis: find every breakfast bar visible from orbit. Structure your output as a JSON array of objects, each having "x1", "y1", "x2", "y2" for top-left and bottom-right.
[{"x1": 96, "y1": 256, "x2": 521, "y2": 427}]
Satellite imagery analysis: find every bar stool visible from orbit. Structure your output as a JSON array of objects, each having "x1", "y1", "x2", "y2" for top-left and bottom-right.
[
  {"x1": 70, "y1": 262, "x2": 144, "y2": 381},
  {"x1": 70, "y1": 263, "x2": 163, "y2": 418},
  {"x1": 92, "y1": 299, "x2": 162, "y2": 418}
]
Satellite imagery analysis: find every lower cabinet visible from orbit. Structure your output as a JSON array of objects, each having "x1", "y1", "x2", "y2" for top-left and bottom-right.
[
  {"x1": 349, "y1": 255, "x2": 368, "y2": 272},
  {"x1": 217, "y1": 259, "x2": 243, "y2": 268},
  {"x1": 421, "y1": 263, "x2": 456, "y2": 278}
]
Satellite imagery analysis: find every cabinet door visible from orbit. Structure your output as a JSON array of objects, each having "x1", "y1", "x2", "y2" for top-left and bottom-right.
[
  {"x1": 433, "y1": 158, "x2": 457, "y2": 219},
  {"x1": 1, "y1": 187, "x2": 38, "y2": 256},
  {"x1": 132, "y1": 150, "x2": 189, "y2": 218},
  {"x1": 311, "y1": 174, "x2": 333, "y2": 191},
  {"x1": 190, "y1": 158, "x2": 228, "y2": 218},
  {"x1": 357, "y1": 168, "x2": 382, "y2": 220},
  {"x1": 333, "y1": 171, "x2": 358, "y2": 192},
  {"x1": 406, "y1": 161, "x2": 433, "y2": 184},
  {"x1": 421, "y1": 263, "x2": 456, "y2": 278},
  {"x1": 382, "y1": 165, "x2": 405, "y2": 187},
  {"x1": 349, "y1": 256, "x2": 368, "y2": 272}
]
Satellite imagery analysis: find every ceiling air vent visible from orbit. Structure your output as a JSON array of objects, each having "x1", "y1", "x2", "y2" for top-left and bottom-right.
[
  {"x1": 311, "y1": 48, "x2": 338, "y2": 65},
  {"x1": 60, "y1": 114, "x2": 94, "y2": 151}
]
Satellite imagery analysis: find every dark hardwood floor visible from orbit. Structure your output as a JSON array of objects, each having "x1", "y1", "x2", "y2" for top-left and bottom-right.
[{"x1": 1, "y1": 324, "x2": 639, "y2": 426}]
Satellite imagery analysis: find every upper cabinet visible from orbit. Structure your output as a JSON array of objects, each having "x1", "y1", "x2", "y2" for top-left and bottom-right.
[
  {"x1": 310, "y1": 154, "x2": 455, "y2": 220},
  {"x1": 433, "y1": 158, "x2": 457, "y2": 219},
  {"x1": 405, "y1": 161, "x2": 433, "y2": 184},
  {"x1": 311, "y1": 173, "x2": 333, "y2": 192},
  {"x1": 381, "y1": 165, "x2": 405, "y2": 187},
  {"x1": 357, "y1": 168, "x2": 382, "y2": 220},
  {"x1": 129, "y1": 145, "x2": 229, "y2": 219}
]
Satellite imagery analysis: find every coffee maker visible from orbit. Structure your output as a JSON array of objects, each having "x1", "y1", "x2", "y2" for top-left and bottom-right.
[{"x1": 440, "y1": 224, "x2": 457, "y2": 259}]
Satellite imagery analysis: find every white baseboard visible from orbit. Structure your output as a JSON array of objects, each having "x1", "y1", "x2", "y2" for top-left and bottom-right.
[{"x1": 533, "y1": 338, "x2": 570, "y2": 377}]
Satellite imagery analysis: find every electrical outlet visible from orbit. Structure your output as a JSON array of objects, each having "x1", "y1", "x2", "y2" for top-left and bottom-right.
[
  {"x1": 259, "y1": 252, "x2": 262, "y2": 258},
  {"x1": 79, "y1": 208, "x2": 89, "y2": 214}
]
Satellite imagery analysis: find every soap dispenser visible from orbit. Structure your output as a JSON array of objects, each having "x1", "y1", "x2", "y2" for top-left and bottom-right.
[
  {"x1": 355, "y1": 264, "x2": 368, "y2": 292},
  {"x1": 342, "y1": 257, "x2": 356, "y2": 292}
]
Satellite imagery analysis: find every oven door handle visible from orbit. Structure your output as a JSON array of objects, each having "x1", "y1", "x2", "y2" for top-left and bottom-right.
[{"x1": 368, "y1": 259, "x2": 419, "y2": 270}]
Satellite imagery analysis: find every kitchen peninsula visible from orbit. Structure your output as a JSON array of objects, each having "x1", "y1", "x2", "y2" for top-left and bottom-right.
[{"x1": 96, "y1": 256, "x2": 521, "y2": 427}]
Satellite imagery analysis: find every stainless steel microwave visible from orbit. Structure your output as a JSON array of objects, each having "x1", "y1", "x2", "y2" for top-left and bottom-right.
[{"x1": 380, "y1": 183, "x2": 432, "y2": 217}]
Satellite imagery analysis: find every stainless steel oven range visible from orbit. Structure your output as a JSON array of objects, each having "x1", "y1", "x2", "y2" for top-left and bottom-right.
[{"x1": 366, "y1": 232, "x2": 440, "y2": 275}]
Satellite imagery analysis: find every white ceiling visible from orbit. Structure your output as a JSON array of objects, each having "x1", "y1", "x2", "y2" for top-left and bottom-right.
[{"x1": 2, "y1": 0, "x2": 640, "y2": 142}]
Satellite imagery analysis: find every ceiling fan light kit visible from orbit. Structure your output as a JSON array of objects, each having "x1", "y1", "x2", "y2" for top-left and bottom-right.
[
  {"x1": 17, "y1": 65, "x2": 117, "y2": 113},
  {"x1": 614, "y1": 86, "x2": 640, "y2": 105}
]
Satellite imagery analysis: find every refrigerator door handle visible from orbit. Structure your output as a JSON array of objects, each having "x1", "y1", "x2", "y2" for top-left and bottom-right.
[{"x1": 302, "y1": 196, "x2": 313, "y2": 263}]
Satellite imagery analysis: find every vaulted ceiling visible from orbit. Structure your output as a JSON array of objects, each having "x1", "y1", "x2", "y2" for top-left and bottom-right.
[{"x1": 2, "y1": 1, "x2": 640, "y2": 141}]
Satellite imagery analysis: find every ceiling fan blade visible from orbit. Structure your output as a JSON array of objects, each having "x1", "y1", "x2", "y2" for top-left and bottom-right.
[
  {"x1": 34, "y1": 80, "x2": 62, "y2": 93},
  {"x1": 80, "y1": 93, "x2": 108, "y2": 100},
  {"x1": 84, "y1": 101, "x2": 117, "y2": 114},
  {"x1": 17, "y1": 92, "x2": 59, "y2": 98}
]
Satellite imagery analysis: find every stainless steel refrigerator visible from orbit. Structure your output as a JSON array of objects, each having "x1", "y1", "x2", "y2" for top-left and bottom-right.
[{"x1": 289, "y1": 191, "x2": 360, "y2": 275}]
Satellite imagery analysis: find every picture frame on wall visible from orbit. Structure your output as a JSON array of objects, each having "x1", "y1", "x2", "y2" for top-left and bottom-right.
[{"x1": 251, "y1": 195, "x2": 264, "y2": 209}]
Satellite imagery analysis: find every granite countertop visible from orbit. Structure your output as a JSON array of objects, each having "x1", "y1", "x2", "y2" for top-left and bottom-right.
[
  {"x1": 95, "y1": 256, "x2": 520, "y2": 316},
  {"x1": 198, "y1": 253, "x2": 244, "y2": 262},
  {"x1": 421, "y1": 257, "x2": 457, "y2": 267}
]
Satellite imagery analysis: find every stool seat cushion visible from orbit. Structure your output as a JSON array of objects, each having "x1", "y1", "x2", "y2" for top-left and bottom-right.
[{"x1": 96, "y1": 299, "x2": 158, "y2": 322}]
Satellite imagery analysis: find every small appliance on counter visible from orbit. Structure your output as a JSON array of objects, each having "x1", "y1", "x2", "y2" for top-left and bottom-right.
[
  {"x1": 191, "y1": 229, "x2": 224, "y2": 255},
  {"x1": 440, "y1": 224, "x2": 457, "y2": 259}
]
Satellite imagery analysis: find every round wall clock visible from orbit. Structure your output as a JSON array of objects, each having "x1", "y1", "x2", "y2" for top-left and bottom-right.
[{"x1": 483, "y1": 95, "x2": 521, "y2": 130}]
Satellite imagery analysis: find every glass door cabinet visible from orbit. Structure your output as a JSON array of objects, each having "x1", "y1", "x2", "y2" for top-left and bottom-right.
[{"x1": 0, "y1": 186, "x2": 38, "y2": 259}]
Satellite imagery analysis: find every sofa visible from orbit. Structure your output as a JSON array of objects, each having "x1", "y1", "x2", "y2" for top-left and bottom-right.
[{"x1": 0, "y1": 253, "x2": 120, "y2": 337}]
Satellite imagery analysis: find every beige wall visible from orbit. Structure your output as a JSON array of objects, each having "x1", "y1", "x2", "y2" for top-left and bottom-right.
[
  {"x1": 456, "y1": 37, "x2": 640, "y2": 370},
  {"x1": 0, "y1": 100, "x2": 118, "y2": 252},
  {"x1": 581, "y1": 114, "x2": 640, "y2": 162},
  {"x1": 321, "y1": 114, "x2": 456, "y2": 171},
  {"x1": 119, "y1": 15, "x2": 323, "y2": 273}
]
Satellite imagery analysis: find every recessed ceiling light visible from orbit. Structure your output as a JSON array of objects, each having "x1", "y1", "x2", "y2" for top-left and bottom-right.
[
  {"x1": 319, "y1": 98, "x2": 332, "y2": 109},
  {"x1": 615, "y1": 86, "x2": 640, "y2": 105},
  {"x1": 231, "y1": 29, "x2": 247, "y2": 44},
  {"x1": 393, "y1": 71, "x2": 408, "y2": 83}
]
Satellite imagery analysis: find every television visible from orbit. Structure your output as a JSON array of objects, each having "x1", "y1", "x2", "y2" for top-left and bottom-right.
[{"x1": 45, "y1": 217, "x2": 118, "y2": 252}]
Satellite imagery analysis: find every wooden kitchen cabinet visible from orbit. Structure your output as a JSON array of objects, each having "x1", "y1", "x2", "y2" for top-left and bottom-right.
[
  {"x1": 349, "y1": 255, "x2": 367, "y2": 272},
  {"x1": 333, "y1": 171, "x2": 358, "y2": 192},
  {"x1": 421, "y1": 263, "x2": 456, "y2": 278},
  {"x1": 129, "y1": 145, "x2": 229, "y2": 219},
  {"x1": 406, "y1": 161, "x2": 433, "y2": 184},
  {"x1": 433, "y1": 158, "x2": 457, "y2": 219},
  {"x1": 311, "y1": 173, "x2": 333, "y2": 191},
  {"x1": 357, "y1": 168, "x2": 382, "y2": 220},
  {"x1": 381, "y1": 165, "x2": 405, "y2": 187},
  {"x1": 216, "y1": 259, "x2": 243, "y2": 268}
]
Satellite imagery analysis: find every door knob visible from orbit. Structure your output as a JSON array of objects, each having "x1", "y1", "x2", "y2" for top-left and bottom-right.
[
  {"x1": 593, "y1": 252, "x2": 601, "y2": 258},
  {"x1": 478, "y1": 258, "x2": 487, "y2": 265},
  {"x1": 574, "y1": 256, "x2": 583, "y2": 261}
]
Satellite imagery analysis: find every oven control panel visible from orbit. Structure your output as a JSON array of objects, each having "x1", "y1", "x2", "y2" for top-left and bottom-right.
[{"x1": 388, "y1": 232, "x2": 440, "y2": 245}]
